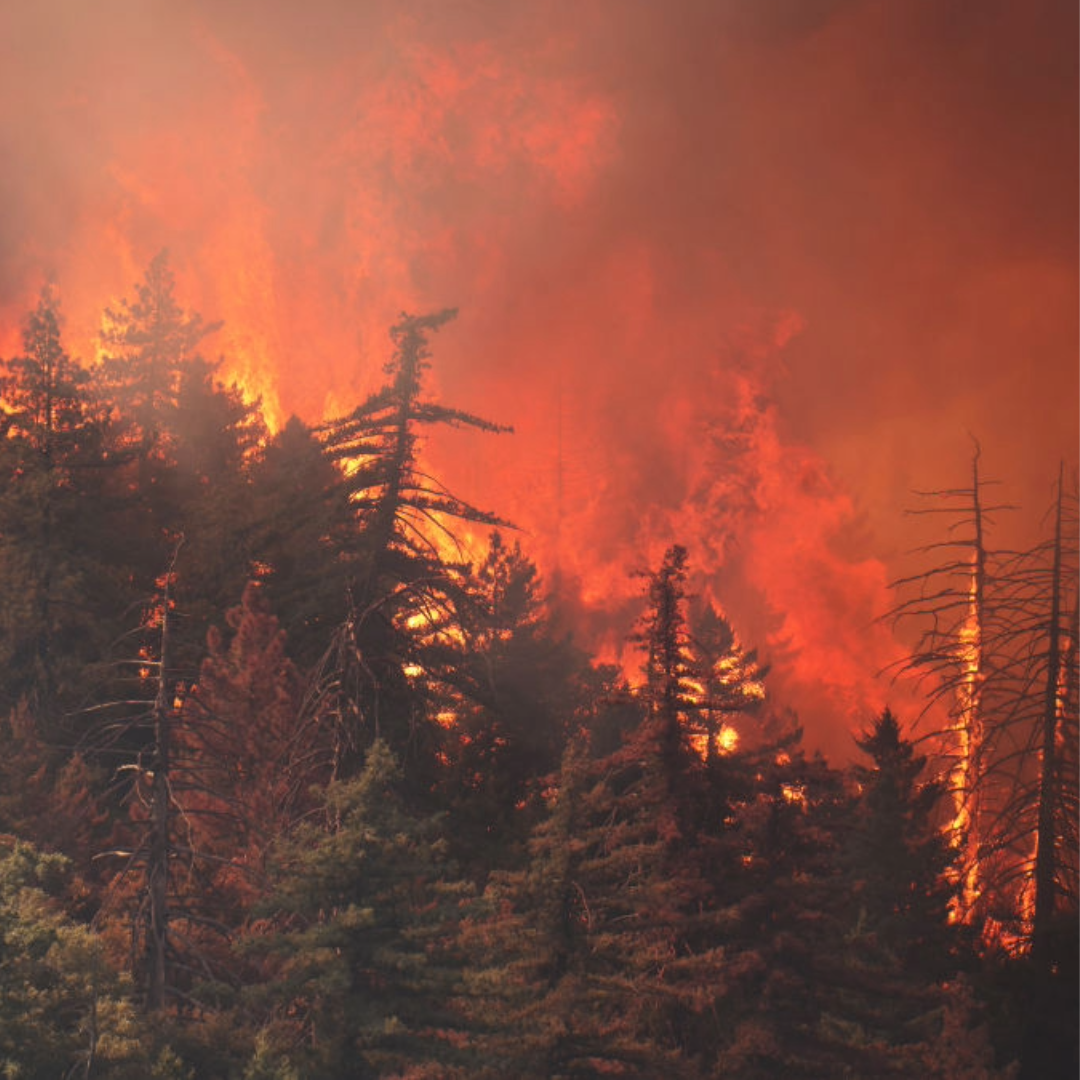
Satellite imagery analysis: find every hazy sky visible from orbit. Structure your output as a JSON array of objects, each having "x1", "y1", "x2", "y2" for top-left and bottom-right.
[{"x1": 1, "y1": 0, "x2": 1075, "y2": 754}]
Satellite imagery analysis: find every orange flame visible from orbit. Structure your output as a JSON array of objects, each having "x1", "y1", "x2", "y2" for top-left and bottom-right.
[
  {"x1": 0, "y1": 5, "x2": 942, "y2": 761},
  {"x1": 948, "y1": 559, "x2": 983, "y2": 924}
]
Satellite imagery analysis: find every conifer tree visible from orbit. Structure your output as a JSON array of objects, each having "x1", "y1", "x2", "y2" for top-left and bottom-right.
[
  {"x1": 248, "y1": 416, "x2": 354, "y2": 664},
  {"x1": 0, "y1": 284, "x2": 113, "y2": 719},
  {"x1": 459, "y1": 547, "x2": 732, "y2": 1078},
  {"x1": 313, "y1": 310, "x2": 511, "y2": 782},
  {"x1": 241, "y1": 739, "x2": 470, "y2": 1080},
  {"x1": 687, "y1": 598, "x2": 767, "y2": 760},
  {"x1": 95, "y1": 251, "x2": 220, "y2": 458},
  {"x1": 92, "y1": 251, "x2": 267, "y2": 669},
  {"x1": 440, "y1": 532, "x2": 587, "y2": 873},
  {"x1": 0, "y1": 839, "x2": 158, "y2": 1077},
  {"x1": 846, "y1": 708, "x2": 963, "y2": 976},
  {"x1": 320, "y1": 310, "x2": 509, "y2": 588},
  {"x1": 161, "y1": 583, "x2": 325, "y2": 1000},
  {"x1": 457, "y1": 737, "x2": 608, "y2": 1079},
  {"x1": 809, "y1": 709, "x2": 967, "y2": 1075}
]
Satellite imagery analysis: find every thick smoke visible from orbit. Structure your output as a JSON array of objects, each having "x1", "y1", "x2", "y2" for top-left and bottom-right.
[{"x1": 1, "y1": 0, "x2": 1075, "y2": 756}]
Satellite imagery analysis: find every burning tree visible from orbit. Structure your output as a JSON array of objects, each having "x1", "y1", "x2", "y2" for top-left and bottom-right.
[
  {"x1": 458, "y1": 546, "x2": 741, "y2": 1078},
  {"x1": 310, "y1": 309, "x2": 512, "y2": 781},
  {"x1": 991, "y1": 468, "x2": 1079, "y2": 970},
  {"x1": 888, "y1": 450, "x2": 1079, "y2": 966}
]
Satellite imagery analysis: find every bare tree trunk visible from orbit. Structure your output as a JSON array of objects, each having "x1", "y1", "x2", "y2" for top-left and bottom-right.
[
  {"x1": 1030, "y1": 464, "x2": 1064, "y2": 971},
  {"x1": 953, "y1": 449, "x2": 988, "y2": 920},
  {"x1": 147, "y1": 542, "x2": 180, "y2": 1011}
]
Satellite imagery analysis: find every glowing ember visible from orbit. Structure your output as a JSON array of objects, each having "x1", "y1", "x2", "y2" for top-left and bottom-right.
[{"x1": 717, "y1": 724, "x2": 739, "y2": 755}]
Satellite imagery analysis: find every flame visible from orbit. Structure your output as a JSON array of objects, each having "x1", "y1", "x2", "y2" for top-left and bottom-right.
[
  {"x1": 687, "y1": 723, "x2": 739, "y2": 761},
  {"x1": 780, "y1": 782, "x2": 806, "y2": 807},
  {"x1": 0, "y1": 3, "x2": 957, "y2": 761},
  {"x1": 948, "y1": 559, "x2": 983, "y2": 924},
  {"x1": 717, "y1": 724, "x2": 740, "y2": 754}
]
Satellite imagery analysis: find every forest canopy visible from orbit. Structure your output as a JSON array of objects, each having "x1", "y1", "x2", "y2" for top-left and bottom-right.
[{"x1": 0, "y1": 262, "x2": 1075, "y2": 1079}]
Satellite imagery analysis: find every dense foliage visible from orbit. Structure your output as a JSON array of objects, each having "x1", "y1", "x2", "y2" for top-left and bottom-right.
[{"x1": 0, "y1": 261, "x2": 1073, "y2": 1077}]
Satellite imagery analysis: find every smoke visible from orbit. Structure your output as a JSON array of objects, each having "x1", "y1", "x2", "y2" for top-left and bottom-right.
[{"x1": 1, "y1": 0, "x2": 1075, "y2": 756}]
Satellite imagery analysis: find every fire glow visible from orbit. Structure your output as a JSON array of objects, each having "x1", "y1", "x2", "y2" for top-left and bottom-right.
[
  {"x1": 949, "y1": 562, "x2": 984, "y2": 925},
  {"x1": 0, "y1": 1, "x2": 1075, "y2": 760}
]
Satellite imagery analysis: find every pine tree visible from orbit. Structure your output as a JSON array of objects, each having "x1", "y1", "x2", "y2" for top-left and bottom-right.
[
  {"x1": 312, "y1": 310, "x2": 511, "y2": 783},
  {"x1": 240, "y1": 740, "x2": 471, "y2": 1080},
  {"x1": 458, "y1": 547, "x2": 733, "y2": 1078},
  {"x1": 439, "y1": 532, "x2": 587, "y2": 874},
  {"x1": 0, "y1": 284, "x2": 113, "y2": 720}
]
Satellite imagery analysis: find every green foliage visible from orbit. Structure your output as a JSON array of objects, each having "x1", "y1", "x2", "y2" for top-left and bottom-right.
[
  {"x1": 241, "y1": 739, "x2": 470, "y2": 1079},
  {"x1": 0, "y1": 839, "x2": 157, "y2": 1077}
]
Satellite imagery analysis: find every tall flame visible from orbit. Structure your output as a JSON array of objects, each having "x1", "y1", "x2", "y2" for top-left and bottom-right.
[
  {"x1": 0, "y1": 1, "x2": 1071, "y2": 759},
  {"x1": 949, "y1": 559, "x2": 983, "y2": 924}
]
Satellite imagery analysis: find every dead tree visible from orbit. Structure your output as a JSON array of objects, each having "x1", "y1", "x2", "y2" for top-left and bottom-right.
[
  {"x1": 989, "y1": 467, "x2": 1079, "y2": 968},
  {"x1": 885, "y1": 445, "x2": 1015, "y2": 924},
  {"x1": 888, "y1": 451, "x2": 1079, "y2": 958}
]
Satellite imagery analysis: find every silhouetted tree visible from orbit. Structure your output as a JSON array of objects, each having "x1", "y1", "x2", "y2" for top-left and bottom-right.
[
  {"x1": 439, "y1": 532, "x2": 588, "y2": 873},
  {"x1": 0, "y1": 285, "x2": 113, "y2": 720},
  {"x1": 312, "y1": 310, "x2": 511, "y2": 783}
]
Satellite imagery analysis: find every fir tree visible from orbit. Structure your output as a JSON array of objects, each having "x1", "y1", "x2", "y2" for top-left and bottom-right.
[{"x1": 241, "y1": 740, "x2": 471, "y2": 1080}]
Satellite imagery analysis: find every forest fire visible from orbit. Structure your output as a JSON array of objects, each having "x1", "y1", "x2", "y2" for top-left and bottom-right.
[
  {"x1": 0, "y1": 2, "x2": 1075, "y2": 1077},
  {"x1": 0, "y1": 1, "x2": 1074, "y2": 766},
  {"x1": 950, "y1": 561, "x2": 984, "y2": 923}
]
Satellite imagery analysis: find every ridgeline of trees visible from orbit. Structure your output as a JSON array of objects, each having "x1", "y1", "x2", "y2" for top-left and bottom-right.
[{"x1": 0, "y1": 258, "x2": 1074, "y2": 1078}]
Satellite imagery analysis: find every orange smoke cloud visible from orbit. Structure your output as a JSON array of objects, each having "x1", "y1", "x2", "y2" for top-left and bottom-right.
[{"x1": 0, "y1": 0, "x2": 1073, "y2": 757}]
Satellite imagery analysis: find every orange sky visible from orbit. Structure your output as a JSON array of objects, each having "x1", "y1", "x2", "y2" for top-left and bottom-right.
[{"x1": 1, "y1": 0, "x2": 1075, "y2": 757}]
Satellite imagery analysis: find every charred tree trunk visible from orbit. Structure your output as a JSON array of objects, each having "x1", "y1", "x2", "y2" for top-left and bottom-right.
[
  {"x1": 1030, "y1": 465, "x2": 1065, "y2": 972},
  {"x1": 956, "y1": 448, "x2": 988, "y2": 918},
  {"x1": 146, "y1": 543, "x2": 180, "y2": 1011},
  {"x1": 367, "y1": 346, "x2": 415, "y2": 578}
]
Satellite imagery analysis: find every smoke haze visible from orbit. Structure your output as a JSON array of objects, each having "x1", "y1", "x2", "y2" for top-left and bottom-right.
[{"x1": 1, "y1": 0, "x2": 1075, "y2": 756}]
